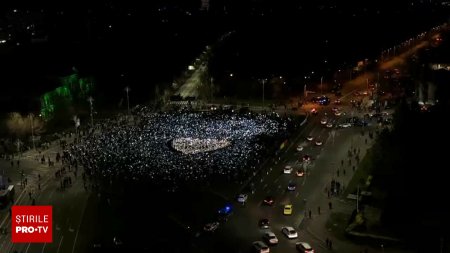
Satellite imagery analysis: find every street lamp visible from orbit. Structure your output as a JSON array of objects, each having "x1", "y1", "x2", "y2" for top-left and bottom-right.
[
  {"x1": 87, "y1": 96, "x2": 94, "y2": 127},
  {"x1": 124, "y1": 86, "x2": 130, "y2": 117},
  {"x1": 320, "y1": 76, "x2": 324, "y2": 95},
  {"x1": 356, "y1": 184, "x2": 360, "y2": 213},
  {"x1": 29, "y1": 113, "x2": 35, "y2": 151},
  {"x1": 260, "y1": 79, "x2": 267, "y2": 109}
]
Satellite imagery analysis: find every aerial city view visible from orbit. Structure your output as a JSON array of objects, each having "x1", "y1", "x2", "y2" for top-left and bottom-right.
[{"x1": 0, "y1": 0, "x2": 450, "y2": 252}]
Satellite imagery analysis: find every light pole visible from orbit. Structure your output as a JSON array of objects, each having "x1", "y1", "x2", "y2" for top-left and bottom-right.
[
  {"x1": 73, "y1": 115, "x2": 80, "y2": 139},
  {"x1": 304, "y1": 84, "x2": 307, "y2": 98},
  {"x1": 210, "y1": 77, "x2": 214, "y2": 102},
  {"x1": 87, "y1": 96, "x2": 94, "y2": 127},
  {"x1": 124, "y1": 86, "x2": 130, "y2": 117},
  {"x1": 356, "y1": 184, "x2": 360, "y2": 213},
  {"x1": 320, "y1": 76, "x2": 324, "y2": 95},
  {"x1": 29, "y1": 113, "x2": 35, "y2": 151},
  {"x1": 260, "y1": 79, "x2": 267, "y2": 109},
  {"x1": 16, "y1": 139, "x2": 21, "y2": 157}
]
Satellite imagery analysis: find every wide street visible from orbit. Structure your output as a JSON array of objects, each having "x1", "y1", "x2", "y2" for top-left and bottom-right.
[
  {"x1": 194, "y1": 91, "x2": 404, "y2": 253},
  {"x1": 0, "y1": 139, "x2": 92, "y2": 253}
]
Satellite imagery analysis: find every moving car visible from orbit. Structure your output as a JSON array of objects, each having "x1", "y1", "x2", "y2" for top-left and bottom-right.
[
  {"x1": 259, "y1": 218, "x2": 270, "y2": 229},
  {"x1": 281, "y1": 226, "x2": 298, "y2": 239},
  {"x1": 263, "y1": 232, "x2": 278, "y2": 245},
  {"x1": 263, "y1": 196, "x2": 274, "y2": 206},
  {"x1": 302, "y1": 154, "x2": 311, "y2": 162},
  {"x1": 237, "y1": 194, "x2": 248, "y2": 203},
  {"x1": 283, "y1": 165, "x2": 293, "y2": 174},
  {"x1": 296, "y1": 242, "x2": 314, "y2": 253},
  {"x1": 283, "y1": 204, "x2": 293, "y2": 215},
  {"x1": 203, "y1": 222, "x2": 220, "y2": 232},
  {"x1": 339, "y1": 123, "x2": 352, "y2": 128},
  {"x1": 287, "y1": 182, "x2": 296, "y2": 191},
  {"x1": 296, "y1": 145, "x2": 304, "y2": 151},
  {"x1": 306, "y1": 136, "x2": 314, "y2": 141},
  {"x1": 253, "y1": 241, "x2": 270, "y2": 253},
  {"x1": 315, "y1": 140, "x2": 323, "y2": 146},
  {"x1": 296, "y1": 169, "x2": 305, "y2": 177}
]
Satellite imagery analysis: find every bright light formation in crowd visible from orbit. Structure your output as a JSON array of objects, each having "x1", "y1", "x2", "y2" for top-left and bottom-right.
[{"x1": 65, "y1": 108, "x2": 289, "y2": 189}]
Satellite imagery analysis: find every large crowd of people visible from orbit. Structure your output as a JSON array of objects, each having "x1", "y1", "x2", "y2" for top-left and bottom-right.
[{"x1": 64, "y1": 108, "x2": 289, "y2": 189}]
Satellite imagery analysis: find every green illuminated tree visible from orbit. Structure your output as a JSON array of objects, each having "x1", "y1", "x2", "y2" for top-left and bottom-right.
[{"x1": 40, "y1": 71, "x2": 95, "y2": 120}]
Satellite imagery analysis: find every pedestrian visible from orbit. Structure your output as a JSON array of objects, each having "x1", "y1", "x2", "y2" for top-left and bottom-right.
[
  {"x1": 38, "y1": 174, "x2": 41, "y2": 181},
  {"x1": 327, "y1": 190, "x2": 330, "y2": 198},
  {"x1": 38, "y1": 183, "x2": 41, "y2": 190},
  {"x1": 308, "y1": 209, "x2": 312, "y2": 218},
  {"x1": 328, "y1": 201, "x2": 332, "y2": 210},
  {"x1": 329, "y1": 239, "x2": 333, "y2": 250},
  {"x1": 17, "y1": 160, "x2": 20, "y2": 167},
  {"x1": 326, "y1": 238, "x2": 329, "y2": 248},
  {"x1": 10, "y1": 161, "x2": 13, "y2": 167},
  {"x1": 343, "y1": 169, "x2": 346, "y2": 176},
  {"x1": 353, "y1": 165, "x2": 356, "y2": 172},
  {"x1": 28, "y1": 191, "x2": 32, "y2": 199},
  {"x1": 318, "y1": 206, "x2": 321, "y2": 215},
  {"x1": 32, "y1": 198, "x2": 35, "y2": 206}
]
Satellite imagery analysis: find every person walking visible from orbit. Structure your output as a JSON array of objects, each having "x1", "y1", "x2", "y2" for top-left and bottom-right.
[
  {"x1": 318, "y1": 206, "x2": 321, "y2": 215},
  {"x1": 328, "y1": 201, "x2": 332, "y2": 210}
]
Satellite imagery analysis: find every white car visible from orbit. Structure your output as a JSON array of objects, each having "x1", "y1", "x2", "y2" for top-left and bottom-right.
[
  {"x1": 237, "y1": 194, "x2": 248, "y2": 203},
  {"x1": 252, "y1": 241, "x2": 270, "y2": 253},
  {"x1": 281, "y1": 226, "x2": 298, "y2": 239},
  {"x1": 263, "y1": 231, "x2": 278, "y2": 245},
  {"x1": 296, "y1": 145, "x2": 304, "y2": 151},
  {"x1": 334, "y1": 111, "x2": 342, "y2": 116},
  {"x1": 203, "y1": 222, "x2": 219, "y2": 232},
  {"x1": 339, "y1": 123, "x2": 352, "y2": 128},
  {"x1": 296, "y1": 242, "x2": 314, "y2": 253},
  {"x1": 283, "y1": 165, "x2": 293, "y2": 174},
  {"x1": 326, "y1": 122, "x2": 333, "y2": 128},
  {"x1": 306, "y1": 136, "x2": 314, "y2": 141},
  {"x1": 320, "y1": 118, "x2": 328, "y2": 125},
  {"x1": 315, "y1": 140, "x2": 323, "y2": 146}
]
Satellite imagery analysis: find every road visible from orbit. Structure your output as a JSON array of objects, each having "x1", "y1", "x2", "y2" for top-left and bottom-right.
[
  {"x1": 193, "y1": 92, "x2": 399, "y2": 253},
  {"x1": 0, "y1": 140, "x2": 91, "y2": 253}
]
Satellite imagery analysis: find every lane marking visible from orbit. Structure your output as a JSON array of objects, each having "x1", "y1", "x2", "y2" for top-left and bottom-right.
[
  {"x1": 25, "y1": 243, "x2": 31, "y2": 253},
  {"x1": 56, "y1": 236, "x2": 64, "y2": 253}
]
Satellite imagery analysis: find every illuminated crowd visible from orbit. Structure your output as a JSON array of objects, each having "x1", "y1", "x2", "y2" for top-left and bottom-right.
[{"x1": 64, "y1": 108, "x2": 288, "y2": 189}]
